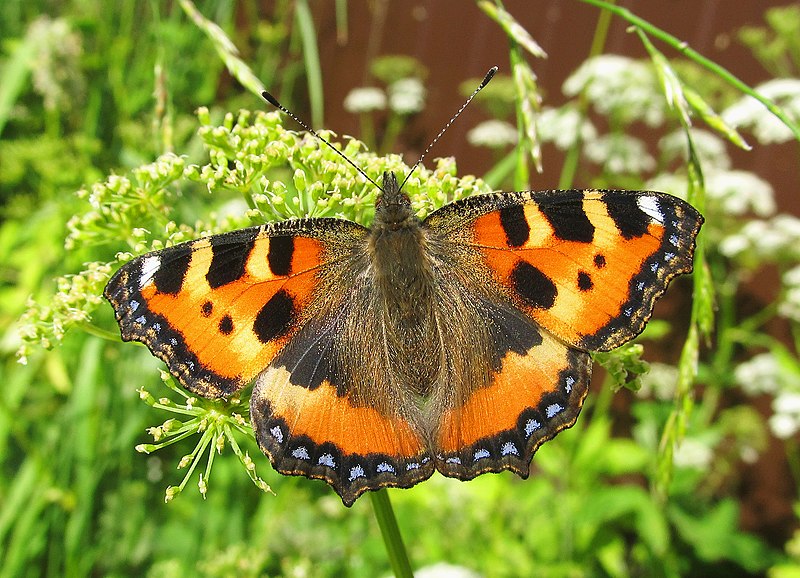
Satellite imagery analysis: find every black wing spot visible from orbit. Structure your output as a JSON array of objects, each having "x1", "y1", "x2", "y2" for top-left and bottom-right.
[
  {"x1": 201, "y1": 300, "x2": 213, "y2": 317},
  {"x1": 594, "y1": 253, "x2": 606, "y2": 268},
  {"x1": 206, "y1": 230, "x2": 258, "y2": 288},
  {"x1": 153, "y1": 245, "x2": 192, "y2": 294},
  {"x1": 603, "y1": 191, "x2": 650, "y2": 239},
  {"x1": 499, "y1": 205, "x2": 530, "y2": 248},
  {"x1": 539, "y1": 191, "x2": 594, "y2": 242},
  {"x1": 275, "y1": 321, "x2": 344, "y2": 393},
  {"x1": 254, "y1": 290, "x2": 296, "y2": 343},
  {"x1": 219, "y1": 314, "x2": 234, "y2": 335},
  {"x1": 511, "y1": 261, "x2": 557, "y2": 310},
  {"x1": 577, "y1": 271, "x2": 593, "y2": 291},
  {"x1": 268, "y1": 236, "x2": 295, "y2": 276}
]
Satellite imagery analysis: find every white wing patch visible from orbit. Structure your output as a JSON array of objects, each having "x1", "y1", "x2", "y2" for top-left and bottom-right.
[
  {"x1": 139, "y1": 255, "x2": 161, "y2": 289},
  {"x1": 637, "y1": 195, "x2": 663, "y2": 223}
]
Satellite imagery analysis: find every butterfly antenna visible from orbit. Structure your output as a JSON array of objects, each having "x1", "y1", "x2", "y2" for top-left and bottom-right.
[
  {"x1": 261, "y1": 90, "x2": 382, "y2": 191},
  {"x1": 398, "y1": 66, "x2": 498, "y2": 191}
]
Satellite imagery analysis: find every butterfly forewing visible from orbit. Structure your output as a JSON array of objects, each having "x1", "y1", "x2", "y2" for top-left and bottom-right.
[
  {"x1": 104, "y1": 219, "x2": 367, "y2": 398},
  {"x1": 425, "y1": 189, "x2": 703, "y2": 352}
]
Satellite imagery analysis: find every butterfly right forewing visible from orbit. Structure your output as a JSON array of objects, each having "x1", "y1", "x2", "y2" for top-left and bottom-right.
[{"x1": 426, "y1": 189, "x2": 703, "y2": 352}]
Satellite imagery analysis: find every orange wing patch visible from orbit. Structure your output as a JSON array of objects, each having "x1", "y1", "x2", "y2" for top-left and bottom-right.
[
  {"x1": 435, "y1": 325, "x2": 591, "y2": 480},
  {"x1": 104, "y1": 223, "x2": 358, "y2": 398},
  {"x1": 252, "y1": 365, "x2": 433, "y2": 507},
  {"x1": 467, "y1": 190, "x2": 703, "y2": 351}
]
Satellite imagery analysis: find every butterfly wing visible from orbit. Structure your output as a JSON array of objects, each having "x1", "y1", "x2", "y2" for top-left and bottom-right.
[
  {"x1": 104, "y1": 216, "x2": 434, "y2": 506},
  {"x1": 104, "y1": 219, "x2": 366, "y2": 398},
  {"x1": 251, "y1": 309, "x2": 435, "y2": 507},
  {"x1": 432, "y1": 298, "x2": 592, "y2": 479},
  {"x1": 427, "y1": 189, "x2": 703, "y2": 351},
  {"x1": 424, "y1": 189, "x2": 702, "y2": 478}
]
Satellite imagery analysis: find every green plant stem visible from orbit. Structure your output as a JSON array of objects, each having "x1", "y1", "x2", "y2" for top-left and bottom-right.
[
  {"x1": 558, "y1": 0, "x2": 614, "y2": 189},
  {"x1": 578, "y1": 0, "x2": 800, "y2": 141},
  {"x1": 295, "y1": 0, "x2": 324, "y2": 127},
  {"x1": 787, "y1": 439, "x2": 800, "y2": 494},
  {"x1": 369, "y1": 490, "x2": 414, "y2": 578},
  {"x1": 79, "y1": 322, "x2": 124, "y2": 342}
]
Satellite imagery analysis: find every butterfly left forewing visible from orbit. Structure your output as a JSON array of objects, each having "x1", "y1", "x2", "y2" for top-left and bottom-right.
[{"x1": 104, "y1": 219, "x2": 366, "y2": 398}]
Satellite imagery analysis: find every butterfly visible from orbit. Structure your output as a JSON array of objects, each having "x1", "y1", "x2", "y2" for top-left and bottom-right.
[{"x1": 104, "y1": 71, "x2": 703, "y2": 507}]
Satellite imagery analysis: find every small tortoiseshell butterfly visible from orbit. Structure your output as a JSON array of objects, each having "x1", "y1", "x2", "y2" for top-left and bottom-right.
[{"x1": 104, "y1": 68, "x2": 703, "y2": 506}]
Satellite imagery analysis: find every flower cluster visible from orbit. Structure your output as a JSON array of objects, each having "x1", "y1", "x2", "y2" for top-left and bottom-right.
[
  {"x1": 719, "y1": 214, "x2": 800, "y2": 267},
  {"x1": 136, "y1": 372, "x2": 271, "y2": 500},
  {"x1": 735, "y1": 353, "x2": 800, "y2": 439},
  {"x1": 16, "y1": 261, "x2": 112, "y2": 364},
  {"x1": 563, "y1": 55, "x2": 666, "y2": 127}
]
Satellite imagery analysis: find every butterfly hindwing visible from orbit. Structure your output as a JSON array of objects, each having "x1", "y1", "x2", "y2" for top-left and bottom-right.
[
  {"x1": 250, "y1": 312, "x2": 435, "y2": 506},
  {"x1": 433, "y1": 301, "x2": 591, "y2": 480},
  {"x1": 426, "y1": 189, "x2": 703, "y2": 352},
  {"x1": 104, "y1": 219, "x2": 367, "y2": 398}
]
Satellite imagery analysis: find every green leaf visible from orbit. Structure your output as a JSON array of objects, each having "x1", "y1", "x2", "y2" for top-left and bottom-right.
[
  {"x1": 477, "y1": 2, "x2": 547, "y2": 59},
  {"x1": 178, "y1": 0, "x2": 265, "y2": 97},
  {"x1": 594, "y1": 343, "x2": 650, "y2": 392},
  {"x1": 0, "y1": 33, "x2": 37, "y2": 137},
  {"x1": 579, "y1": 486, "x2": 670, "y2": 556},
  {"x1": 295, "y1": 0, "x2": 325, "y2": 127},
  {"x1": 669, "y1": 499, "x2": 776, "y2": 572}
]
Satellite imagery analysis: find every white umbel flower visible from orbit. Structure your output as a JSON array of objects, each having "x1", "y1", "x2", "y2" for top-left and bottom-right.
[
  {"x1": 343, "y1": 87, "x2": 387, "y2": 113},
  {"x1": 467, "y1": 120, "x2": 518, "y2": 148},
  {"x1": 388, "y1": 78, "x2": 426, "y2": 114}
]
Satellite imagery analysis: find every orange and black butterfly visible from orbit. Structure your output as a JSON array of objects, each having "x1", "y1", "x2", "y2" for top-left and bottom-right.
[{"x1": 105, "y1": 68, "x2": 703, "y2": 506}]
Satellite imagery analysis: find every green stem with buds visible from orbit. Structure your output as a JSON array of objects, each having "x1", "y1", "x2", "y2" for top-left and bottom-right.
[{"x1": 579, "y1": 0, "x2": 800, "y2": 141}]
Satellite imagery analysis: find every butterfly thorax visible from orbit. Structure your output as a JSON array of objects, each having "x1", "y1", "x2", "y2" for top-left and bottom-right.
[
  {"x1": 368, "y1": 172, "x2": 441, "y2": 395},
  {"x1": 370, "y1": 172, "x2": 431, "y2": 312}
]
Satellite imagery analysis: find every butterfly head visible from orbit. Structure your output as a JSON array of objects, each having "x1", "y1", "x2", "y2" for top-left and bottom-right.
[{"x1": 373, "y1": 171, "x2": 417, "y2": 231}]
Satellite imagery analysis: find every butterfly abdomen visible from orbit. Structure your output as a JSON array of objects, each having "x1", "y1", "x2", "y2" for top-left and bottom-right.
[{"x1": 368, "y1": 220, "x2": 441, "y2": 395}]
